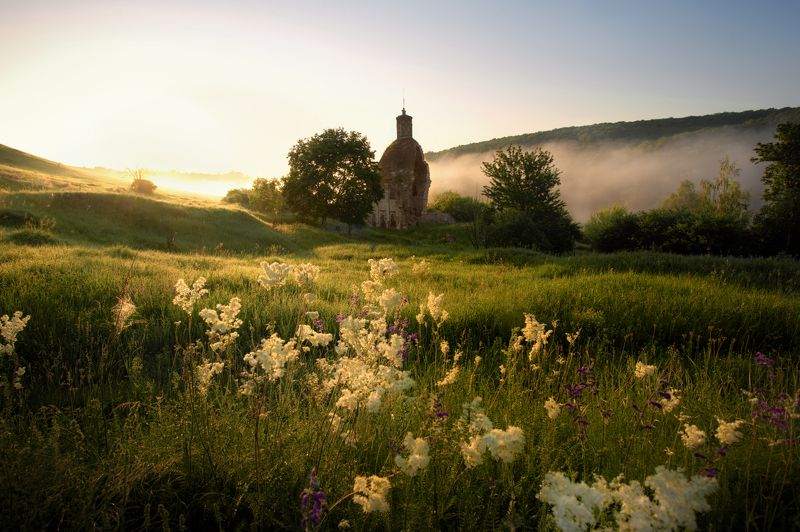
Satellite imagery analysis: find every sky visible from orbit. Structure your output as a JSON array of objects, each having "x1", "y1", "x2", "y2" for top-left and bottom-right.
[{"x1": 1, "y1": 0, "x2": 799, "y2": 194}]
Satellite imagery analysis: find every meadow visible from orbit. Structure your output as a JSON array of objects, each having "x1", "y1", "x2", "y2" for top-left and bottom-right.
[{"x1": 1, "y1": 186, "x2": 799, "y2": 530}]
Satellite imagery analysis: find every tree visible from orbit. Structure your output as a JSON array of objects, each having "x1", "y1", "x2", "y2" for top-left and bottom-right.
[
  {"x1": 282, "y1": 128, "x2": 383, "y2": 230},
  {"x1": 128, "y1": 168, "x2": 157, "y2": 195},
  {"x1": 752, "y1": 122, "x2": 800, "y2": 255},
  {"x1": 250, "y1": 178, "x2": 284, "y2": 222},
  {"x1": 481, "y1": 146, "x2": 579, "y2": 252},
  {"x1": 222, "y1": 188, "x2": 251, "y2": 208}
]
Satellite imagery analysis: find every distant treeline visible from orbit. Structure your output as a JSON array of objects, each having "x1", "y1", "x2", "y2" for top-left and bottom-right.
[{"x1": 426, "y1": 107, "x2": 800, "y2": 160}]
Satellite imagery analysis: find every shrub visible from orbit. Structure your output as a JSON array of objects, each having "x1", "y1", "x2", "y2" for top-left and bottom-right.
[{"x1": 583, "y1": 205, "x2": 640, "y2": 252}]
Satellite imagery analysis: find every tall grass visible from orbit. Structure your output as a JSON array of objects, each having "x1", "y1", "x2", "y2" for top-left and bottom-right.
[{"x1": 1, "y1": 241, "x2": 799, "y2": 530}]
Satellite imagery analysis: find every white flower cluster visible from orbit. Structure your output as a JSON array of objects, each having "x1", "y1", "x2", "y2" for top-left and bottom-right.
[
  {"x1": 521, "y1": 314, "x2": 552, "y2": 361},
  {"x1": 368, "y1": 258, "x2": 399, "y2": 281},
  {"x1": 258, "y1": 262, "x2": 321, "y2": 291},
  {"x1": 659, "y1": 389, "x2": 681, "y2": 413},
  {"x1": 295, "y1": 324, "x2": 333, "y2": 352},
  {"x1": 173, "y1": 277, "x2": 209, "y2": 314},
  {"x1": 352, "y1": 475, "x2": 391, "y2": 513},
  {"x1": 680, "y1": 423, "x2": 707, "y2": 450},
  {"x1": 538, "y1": 466, "x2": 717, "y2": 532},
  {"x1": 417, "y1": 292, "x2": 449, "y2": 326},
  {"x1": 1, "y1": 311, "x2": 30, "y2": 356},
  {"x1": 239, "y1": 333, "x2": 300, "y2": 395},
  {"x1": 394, "y1": 432, "x2": 430, "y2": 477},
  {"x1": 634, "y1": 361, "x2": 657, "y2": 379},
  {"x1": 459, "y1": 397, "x2": 525, "y2": 468},
  {"x1": 199, "y1": 297, "x2": 243, "y2": 353},
  {"x1": 544, "y1": 397, "x2": 561, "y2": 420},
  {"x1": 715, "y1": 417, "x2": 746, "y2": 445},
  {"x1": 196, "y1": 361, "x2": 224, "y2": 396}
]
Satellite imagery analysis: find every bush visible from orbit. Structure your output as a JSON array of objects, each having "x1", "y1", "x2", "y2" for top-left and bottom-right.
[
  {"x1": 583, "y1": 206, "x2": 640, "y2": 252},
  {"x1": 429, "y1": 191, "x2": 487, "y2": 222},
  {"x1": 5, "y1": 228, "x2": 60, "y2": 246},
  {"x1": 130, "y1": 178, "x2": 157, "y2": 195}
]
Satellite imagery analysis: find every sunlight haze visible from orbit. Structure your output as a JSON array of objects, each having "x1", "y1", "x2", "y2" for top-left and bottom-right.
[{"x1": 2, "y1": 0, "x2": 799, "y2": 194}]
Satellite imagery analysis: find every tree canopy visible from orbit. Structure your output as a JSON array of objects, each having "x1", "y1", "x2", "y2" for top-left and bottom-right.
[
  {"x1": 481, "y1": 146, "x2": 579, "y2": 252},
  {"x1": 282, "y1": 128, "x2": 383, "y2": 228},
  {"x1": 752, "y1": 122, "x2": 800, "y2": 255}
]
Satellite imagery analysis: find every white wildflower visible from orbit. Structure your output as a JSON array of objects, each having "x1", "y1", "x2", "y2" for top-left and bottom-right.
[
  {"x1": 437, "y1": 366, "x2": 460, "y2": 388},
  {"x1": 196, "y1": 361, "x2": 224, "y2": 396},
  {"x1": 680, "y1": 424, "x2": 707, "y2": 450},
  {"x1": 715, "y1": 418, "x2": 746, "y2": 446},
  {"x1": 544, "y1": 397, "x2": 561, "y2": 420},
  {"x1": 198, "y1": 297, "x2": 243, "y2": 353},
  {"x1": 440, "y1": 340, "x2": 450, "y2": 356},
  {"x1": 378, "y1": 288, "x2": 403, "y2": 317},
  {"x1": 353, "y1": 475, "x2": 391, "y2": 513},
  {"x1": 290, "y1": 263, "x2": 320, "y2": 288},
  {"x1": 295, "y1": 324, "x2": 334, "y2": 350},
  {"x1": 172, "y1": 277, "x2": 208, "y2": 314},
  {"x1": 258, "y1": 261, "x2": 292, "y2": 290},
  {"x1": 659, "y1": 389, "x2": 681, "y2": 413},
  {"x1": 634, "y1": 361, "x2": 657, "y2": 379},
  {"x1": 522, "y1": 314, "x2": 552, "y2": 358},
  {"x1": 368, "y1": 258, "x2": 399, "y2": 281},
  {"x1": 241, "y1": 333, "x2": 299, "y2": 386},
  {"x1": 305, "y1": 311, "x2": 319, "y2": 320},
  {"x1": 1, "y1": 311, "x2": 30, "y2": 356},
  {"x1": 394, "y1": 432, "x2": 430, "y2": 477}
]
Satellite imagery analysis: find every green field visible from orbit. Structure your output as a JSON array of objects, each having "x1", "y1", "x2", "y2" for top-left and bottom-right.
[{"x1": 1, "y1": 150, "x2": 799, "y2": 530}]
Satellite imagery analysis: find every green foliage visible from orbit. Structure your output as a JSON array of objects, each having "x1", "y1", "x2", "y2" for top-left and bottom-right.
[
  {"x1": 428, "y1": 191, "x2": 487, "y2": 222},
  {"x1": 583, "y1": 205, "x2": 640, "y2": 252},
  {"x1": 221, "y1": 188, "x2": 250, "y2": 208},
  {"x1": 481, "y1": 146, "x2": 579, "y2": 252},
  {"x1": 4, "y1": 228, "x2": 60, "y2": 246},
  {"x1": 752, "y1": 122, "x2": 800, "y2": 256},
  {"x1": 249, "y1": 178, "x2": 284, "y2": 221},
  {"x1": 282, "y1": 128, "x2": 383, "y2": 228}
]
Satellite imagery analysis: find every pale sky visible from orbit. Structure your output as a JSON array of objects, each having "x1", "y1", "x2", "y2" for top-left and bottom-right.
[{"x1": 2, "y1": 0, "x2": 799, "y2": 192}]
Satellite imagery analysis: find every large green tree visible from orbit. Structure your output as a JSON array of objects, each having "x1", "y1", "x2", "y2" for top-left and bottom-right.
[
  {"x1": 752, "y1": 122, "x2": 800, "y2": 255},
  {"x1": 481, "y1": 146, "x2": 579, "y2": 252},
  {"x1": 282, "y1": 128, "x2": 383, "y2": 229}
]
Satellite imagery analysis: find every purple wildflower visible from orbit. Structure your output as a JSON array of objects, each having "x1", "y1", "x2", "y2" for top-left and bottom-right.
[
  {"x1": 300, "y1": 468, "x2": 327, "y2": 530},
  {"x1": 755, "y1": 352, "x2": 776, "y2": 367},
  {"x1": 313, "y1": 319, "x2": 324, "y2": 332}
]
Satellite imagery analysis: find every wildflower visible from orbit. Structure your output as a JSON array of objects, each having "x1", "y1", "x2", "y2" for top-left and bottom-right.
[
  {"x1": 291, "y1": 263, "x2": 321, "y2": 288},
  {"x1": 303, "y1": 292, "x2": 318, "y2": 305},
  {"x1": 634, "y1": 361, "x2": 657, "y2": 379},
  {"x1": 680, "y1": 424, "x2": 707, "y2": 450},
  {"x1": 352, "y1": 475, "x2": 391, "y2": 513},
  {"x1": 411, "y1": 258, "x2": 429, "y2": 275},
  {"x1": 172, "y1": 277, "x2": 208, "y2": 314},
  {"x1": 0, "y1": 311, "x2": 30, "y2": 356},
  {"x1": 112, "y1": 294, "x2": 136, "y2": 335},
  {"x1": 419, "y1": 292, "x2": 449, "y2": 326},
  {"x1": 368, "y1": 257, "x2": 399, "y2": 281},
  {"x1": 378, "y1": 288, "x2": 403, "y2": 317},
  {"x1": 459, "y1": 397, "x2": 524, "y2": 467},
  {"x1": 544, "y1": 397, "x2": 561, "y2": 419},
  {"x1": 13, "y1": 366, "x2": 25, "y2": 390},
  {"x1": 522, "y1": 314, "x2": 552, "y2": 361},
  {"x1": 241, "y1": 333, "x2": 300, "y2": 392},
  {"x1": 499, "y1": 364, "x2": 506, "y2": 376},
  {"x1": 755, "y1": 351, "x2": 776, "y2": 367},
  {"x1": 440, "y1": 340, "x2": 450, "y2": 356},
  {"x1": 437, "y1": 366, "x2": 460, "y2": 388},
  {"x1": 306, "y1": 311, "x2": 319, "y2": 320},
  {"x1": 300, "y1": 468, "x2": 328, "y2": 529},
  {"x1": 196, "y1": 361, "x2": 224, "y2": 396},
  {"x1": 394, "y1": 432, "x2": 430, "y2": 477},
  {"x1": 659, "y1": 389, "x2": 681, "y2": 413},
  {"x1": 199, "y1": 297, "x2": 243, "y2": 353},
  {"x1": 295, "y1": 324, "x2": 334, "y2": 351},
  {"x1": 566, "y1": 330, "x2": 580, "y2": 346},
  {"x1": 715, "y1": 418, "x2": 745, "y2": 445},
  {"x1": 337, "y1": 520, "x2": 351, "y2": 529},
  {"x1": 474, "y1": 356, "x2": 482, "y2": 366}
]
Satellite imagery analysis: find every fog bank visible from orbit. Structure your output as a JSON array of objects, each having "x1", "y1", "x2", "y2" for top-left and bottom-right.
[{"x1": 428, "y1": 127, "x2": 775, "y2": 223}]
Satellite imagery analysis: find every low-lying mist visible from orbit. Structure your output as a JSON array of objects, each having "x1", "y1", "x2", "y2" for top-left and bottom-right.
[{"x1": 428, "y1": 127, "x2": 775, "y2": 223}]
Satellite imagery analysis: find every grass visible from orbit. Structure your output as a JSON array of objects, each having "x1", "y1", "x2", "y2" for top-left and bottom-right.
[{"x1": 1, "y1": 155, "x2": 799, "y2": 530}]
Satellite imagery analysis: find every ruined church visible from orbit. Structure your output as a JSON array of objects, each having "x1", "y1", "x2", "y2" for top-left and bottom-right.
[{"x1": 368, "y1": 109, "x2": 431, "y2": 229}]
